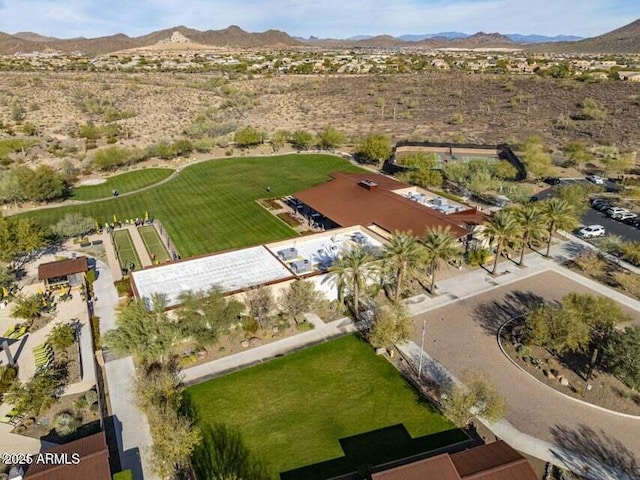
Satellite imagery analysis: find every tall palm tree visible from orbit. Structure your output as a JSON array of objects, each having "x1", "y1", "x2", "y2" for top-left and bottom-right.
[
  {"x1": 541, "y1": 198, "x2": 579, "y2": 257},
  {"x1": 514, "y1": 203, "x2": 547, "y2": 266},
  {"x1": 484, "y1": 209, "x2": 521, "y2": 274},
  {"x1": 383, "y1": 231, "x2": 425, "y2": 302},
  {"x1": 422, "y1": 226, "x2": 461, "y2": 294},
  {"x1": 330, "y1": 245, "x2": 377, "y2": 317}
]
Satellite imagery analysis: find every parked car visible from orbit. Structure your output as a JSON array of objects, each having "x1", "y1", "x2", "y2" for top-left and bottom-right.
[
  {"x1": 623, "y1": 215, "x2": 640, "y2": 226},
  {"x1": 579, "y1": 225, "x2": 606, "y2": 238},
  {"x1": 593, "y1": 201, "x2": 611, "y2": 212},
  {"x1": 615, "y1": 212, "x2": 637, "y2": 222},
  {"x1": 543, "y1": 177, "x2": 561, "y2": 186},
  {"x1": 607, "y1": 207, "x2": 629, "y2": 217},
  {"x1": 591, "y1": 198, "x2": 607, "y2": 206},
  {"x1": 587, "y1": 175, "x2": 605, "y2": 185}
]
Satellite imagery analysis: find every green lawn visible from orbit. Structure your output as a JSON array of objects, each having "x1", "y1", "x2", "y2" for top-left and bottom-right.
[
  {"x1": 112, "y1": 229, "x2": 142, "y2": 271},
  {"x1": 186, "y1": 335, "x2": 465, "y2": 479},
  {"x1": 138, "y1": 225, "x2": 171, "y2": 263},
  {"x1": 70, "y1": 168, "x2": 174, "y2": 201},
  {"x1": 19, "y1": 155, "x2": 364, "y2": 258}
]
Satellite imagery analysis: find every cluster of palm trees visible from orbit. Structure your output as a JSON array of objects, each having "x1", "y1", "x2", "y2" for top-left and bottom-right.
[
  {"x1": 330, "y1": 227, "x2": 461, "y2": 315},
  {"x1": 330, "y1": 197, "x2": 579, "y2": 316},
  {"x1": 483, "y1": 197, "x2": 579, "y2": 273}
]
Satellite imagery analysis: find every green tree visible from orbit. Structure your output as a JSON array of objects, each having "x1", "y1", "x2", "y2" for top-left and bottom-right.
[
  {"x1": 48, "y1": 323, "x2": 76, "y2": 352},
  {"x1": 422, "y1": 227, "x2": 461, "y2": 293},
  {"x1": 519, "y1": 137, "x2": 553, "y2": 180},
  {"x1": 244, "y1": 285, "x2": 275, "y2": 329},
  {"x1": 290, "y1": 130, "x2": 315, "y2": 150},
  {"x1": 514, "y1": 203, "x2": 546, "y2": 266},
  {"x1": 443, "y1": 369, "x2": 506, "y2": 427},
  {"x1": 104, "y1": 295, "x2": 178, "y2": 365},
  {"x1": 383, "y1": 231, "x2": 425, "y2": 302},
  {"x1": 176, "y1": 289, "x2": 244, "y2": 348},
  {"x1": 330, "y1": 245, "x2": 378, "y2": 317},
  {"x1": 279, "y1": 280, "x2": 322, "y2": 325},
  {"x1": 52, "y1": 213, "x2": 95, "y2": 238},
  {"x1": 541, "y1": 198, "x2": 579, "y2": 257},
  {"x1": 269, "y1": 129, "x2": 290, "y2": 153},
  {"x1": 11, "y1": 294, "x2": 42, "y2": 320},
  {"x1": 92, "y1": 146, "x2": 130, "y2": 171},
  {"x1": 233, "y1": 126, "x2": 265, "y2": 148},
  {"x1": 484, "y1": 209, "x2": 521, "y2": 274},
  {"x1": 369, "y1": 303, "x2": 413, "y2": 350},
  {"x1": 551, "y1": 183, "x2": 598, "y2": 216},
  {"x1": 604, "y1": 327, "x2": 640, "y2": 390},
  {"x1": 316, "y1": 127, "x2": 346, "y2": 150},
  {"x1": 0, "y1": 215, "x2": 45, "y2": 264},
  {"x1": 5, "y1": 369, "x2": 62, "y2": 415},
  {"x1": 357, "y1": 134, "x2": 392, "y2": 167},
  {"x1": 525, "y1": 304, "x2": 591, "y2": 355}
]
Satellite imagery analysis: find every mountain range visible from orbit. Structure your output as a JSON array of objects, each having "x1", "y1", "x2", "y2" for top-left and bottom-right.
[
  {"x1": 0, "y1": 19, "x2": 638, "y2": 55},
  {"x1": 345, "y1": 32, "x2": 583, "y2": 43}
]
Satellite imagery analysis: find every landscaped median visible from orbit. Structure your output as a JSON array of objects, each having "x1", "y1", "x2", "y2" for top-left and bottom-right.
[{"x1": 185, "y1": 335, "x2": 467, "y2": 480}]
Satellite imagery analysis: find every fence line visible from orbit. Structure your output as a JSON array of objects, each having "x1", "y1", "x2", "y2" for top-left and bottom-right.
[{"x1": 152, "y1": 219, "x2": 181, "y2": 261}]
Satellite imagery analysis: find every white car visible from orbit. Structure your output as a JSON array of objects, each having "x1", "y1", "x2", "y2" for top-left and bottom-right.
[
  {"x1": 615, "y1": 212, "x2": 637, "y2": 222},
  {"x1": 579, "y1": 225, "x2": 605, "y2": 238},
  {"x1": 587, "y1": 175, "x2": 605, "y2": 185},
  {"x1": 607, "y1": 207, "x2": 629, "y2": 217}
]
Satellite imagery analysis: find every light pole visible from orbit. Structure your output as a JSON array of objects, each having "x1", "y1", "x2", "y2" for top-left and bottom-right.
[{"x1": 418, "y1": 319, "x2": 426, "y2": 380}]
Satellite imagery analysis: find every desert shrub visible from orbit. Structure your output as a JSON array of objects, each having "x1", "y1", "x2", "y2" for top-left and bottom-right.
[
  {"x1": 234, "y1": 126, "x2": 265, "y2": 147},
  {"x1": 53, "y1": 411, "x2": 81, "y2": 436},
  {"x1": 91, "y1": 146, "x2": 130, "y2": 171},
  {"x1": 467, "y1": 248, "x2": 490, "y2": 267},
  {"x1": 621, "y1": 242, "x2": 640, "y2": 266},
  {"x1": 48, "y1": 323, "x2": 76, "y2": 351},
  {"x1": 573, "y1": 251, "x2": 605, "y2": 273},
  {"x1": 113, "y1": 470, "x2": 134, "y2": 480},
  {"x1": 242, "y1": 317, "x2": 259, "y2": 337}
]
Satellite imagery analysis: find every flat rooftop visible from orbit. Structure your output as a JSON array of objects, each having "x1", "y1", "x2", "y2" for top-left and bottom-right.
[
  {"x1": 266, "y1": 228, "x2": 384, "y2": 273},
  {"x1": 131, "y1": 245, "x2": 293, "y2": 308}
]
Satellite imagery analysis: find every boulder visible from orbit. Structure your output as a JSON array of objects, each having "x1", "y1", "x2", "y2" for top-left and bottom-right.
[
  {"x1": 560, "y1": 377, "x2": 570, "y2": 387},
  {"x1": 240, "y1": 340, "x2": 249, "y2": 348},
  {"x1": 249, "y1": 337, "x2": 263, "y2": 347},
  {"x1": 375, "y1": 348, "x2": 386, "y2": 356}
]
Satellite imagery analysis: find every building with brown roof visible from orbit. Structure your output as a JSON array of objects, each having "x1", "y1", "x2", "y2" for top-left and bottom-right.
[
  {"x1": 371, "y1": 441, "x2": 538, "y2": 480},
  {"x1": 293, "y1": 172, "x2": 486, "y2": 241},
  {"x1": 37, "y1": 256, "x2": 88, "y2": 286},
  {"x1": 23, "y1": 432, "x2": 112, "y2": 480}
]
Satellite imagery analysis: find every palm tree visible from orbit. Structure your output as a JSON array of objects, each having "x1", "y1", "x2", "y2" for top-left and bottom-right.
[
  {"x1": 330, "y1": 245, "x2": 378, "y2": 317},
  {"x1": 541, "y1": 198, "x2": 579, "y2": 257},
  {"x1": 422, "y1": 227, "x2": 461, "y2": 294},
  {"x1": 514, "y1": 203, "x2": 547, "y2": 266},
  {"x1": 484, "y1": 210, "x2": 521, "y2": 274},
  {"x1": 383, "y1": 231, "x2": 425, "y2": 303}
]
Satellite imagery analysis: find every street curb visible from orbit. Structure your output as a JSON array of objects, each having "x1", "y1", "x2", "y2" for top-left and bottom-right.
[{"x1": 497, "y1": 317, "x2": 640, "y2": 420}]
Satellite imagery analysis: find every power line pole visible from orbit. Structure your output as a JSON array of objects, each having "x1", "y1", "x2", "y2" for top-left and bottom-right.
[{"x1": 418, "y1": 319, "x2": 426, "y2": 380}]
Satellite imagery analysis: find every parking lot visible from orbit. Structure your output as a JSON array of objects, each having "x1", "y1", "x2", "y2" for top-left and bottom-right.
[{"x1": 581, "y1": 206, "x2": 640, "y2": 242}]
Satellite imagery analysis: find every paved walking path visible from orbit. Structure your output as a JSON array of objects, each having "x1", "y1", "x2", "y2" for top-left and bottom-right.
[
  {"x1": 126, "y1": 226, "x2": 153, "y2": 267},
  {"x1": 105, "y1": 356, "x2": 157, "y2": 480},
  {"x1": 182, "y1": 317, "x2": 355, "y2": 385}
]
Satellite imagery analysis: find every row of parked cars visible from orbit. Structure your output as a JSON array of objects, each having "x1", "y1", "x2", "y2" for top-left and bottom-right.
[{"x1": 591, "y1": 198, "x2": 640, "y2": 226}]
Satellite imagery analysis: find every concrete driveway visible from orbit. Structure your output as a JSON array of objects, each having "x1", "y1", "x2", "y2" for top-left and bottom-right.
[{"x1": 414, "y1": 270, "x2": 640, "y2": 478}]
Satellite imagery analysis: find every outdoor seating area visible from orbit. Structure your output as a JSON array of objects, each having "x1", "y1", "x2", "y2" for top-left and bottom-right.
[
  {"x1": 0, "y1": 407, "x2": 24, "y2": 426},
  {"x1": 32, "y1": 343, "x2": 53, "y2": 370}
]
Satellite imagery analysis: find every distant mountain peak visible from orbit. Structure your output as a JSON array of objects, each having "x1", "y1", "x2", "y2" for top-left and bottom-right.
[{"x1": 157, "y1": 31, "x2": 192, "y2": 45}]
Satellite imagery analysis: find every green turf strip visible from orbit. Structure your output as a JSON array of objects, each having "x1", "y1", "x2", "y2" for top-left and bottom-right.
[
  {"x1": 112, "y1": 229, "x2": 142, "y2": 271},
  {"x1": 186, "y1": 335, "x2": 465, "y2": 479},
  {"x1": 19, "y1": 155, "x2": 364, "y2": 258},
  {"x1": 70, "y1": 168, "x2": 174, "y2": 201},
  {"x1": 138, "y1": 225, "x2": 171, "y2": 263}
]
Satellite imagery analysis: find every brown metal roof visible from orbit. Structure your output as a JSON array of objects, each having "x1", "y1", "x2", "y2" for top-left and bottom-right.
[
  {"x1": 371, "y1": 441, "x2": 537, "y2": 480},
  {"x1": 372, "y1": 453, "x2": 462, "y2": 480},
  {"x1": 294, "y1": 172, "x2": 479, "y2": 238},
  {"x1": 38, "y1": 256, "x2": 88, "y2": 281},
  {"x1": 25, "y1": 432, "x2": 111, "y2": 480},
  {"x1": 451, "y1": 441, "x2": 538, "y2": 480}
]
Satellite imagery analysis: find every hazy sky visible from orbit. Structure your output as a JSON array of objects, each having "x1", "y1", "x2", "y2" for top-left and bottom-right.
[{"x1": 0, "y1": 0, "x2": 637, "y2": 39}]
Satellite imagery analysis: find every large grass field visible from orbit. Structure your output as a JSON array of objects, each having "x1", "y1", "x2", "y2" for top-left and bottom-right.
[
  {"x1": 112, "y1": 229, "x2": 142, "y2": 271},
  {"x1": 20, "y1": 155, "x2": 363, "y2": 258},
  {"x1": 185, "y1": 335, "x2": 465, "y2": 480},
  {"x1": 138, "y1": 225, "x2": 171, "y2": 263},
  {"x1": 70, "y1": 168, "x2": 174, "y2": 201}
]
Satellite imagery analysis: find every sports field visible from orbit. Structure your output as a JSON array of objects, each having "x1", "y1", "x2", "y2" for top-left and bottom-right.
[
  {"x1": 112, "y1": 229, "x2": 142, "y2": 271},
  {"x1": 138, "y1": 225, "x2": 171, "y2": 263},
  {"x1": 20, "y1": 155, "x2": 364, "y2": 258},
  {"x1": 186, "y1": 335, "x2": 465, "y2": 480},
  {"x1": 70, "y1": 168, "x2": 174, "y2": 201}
]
